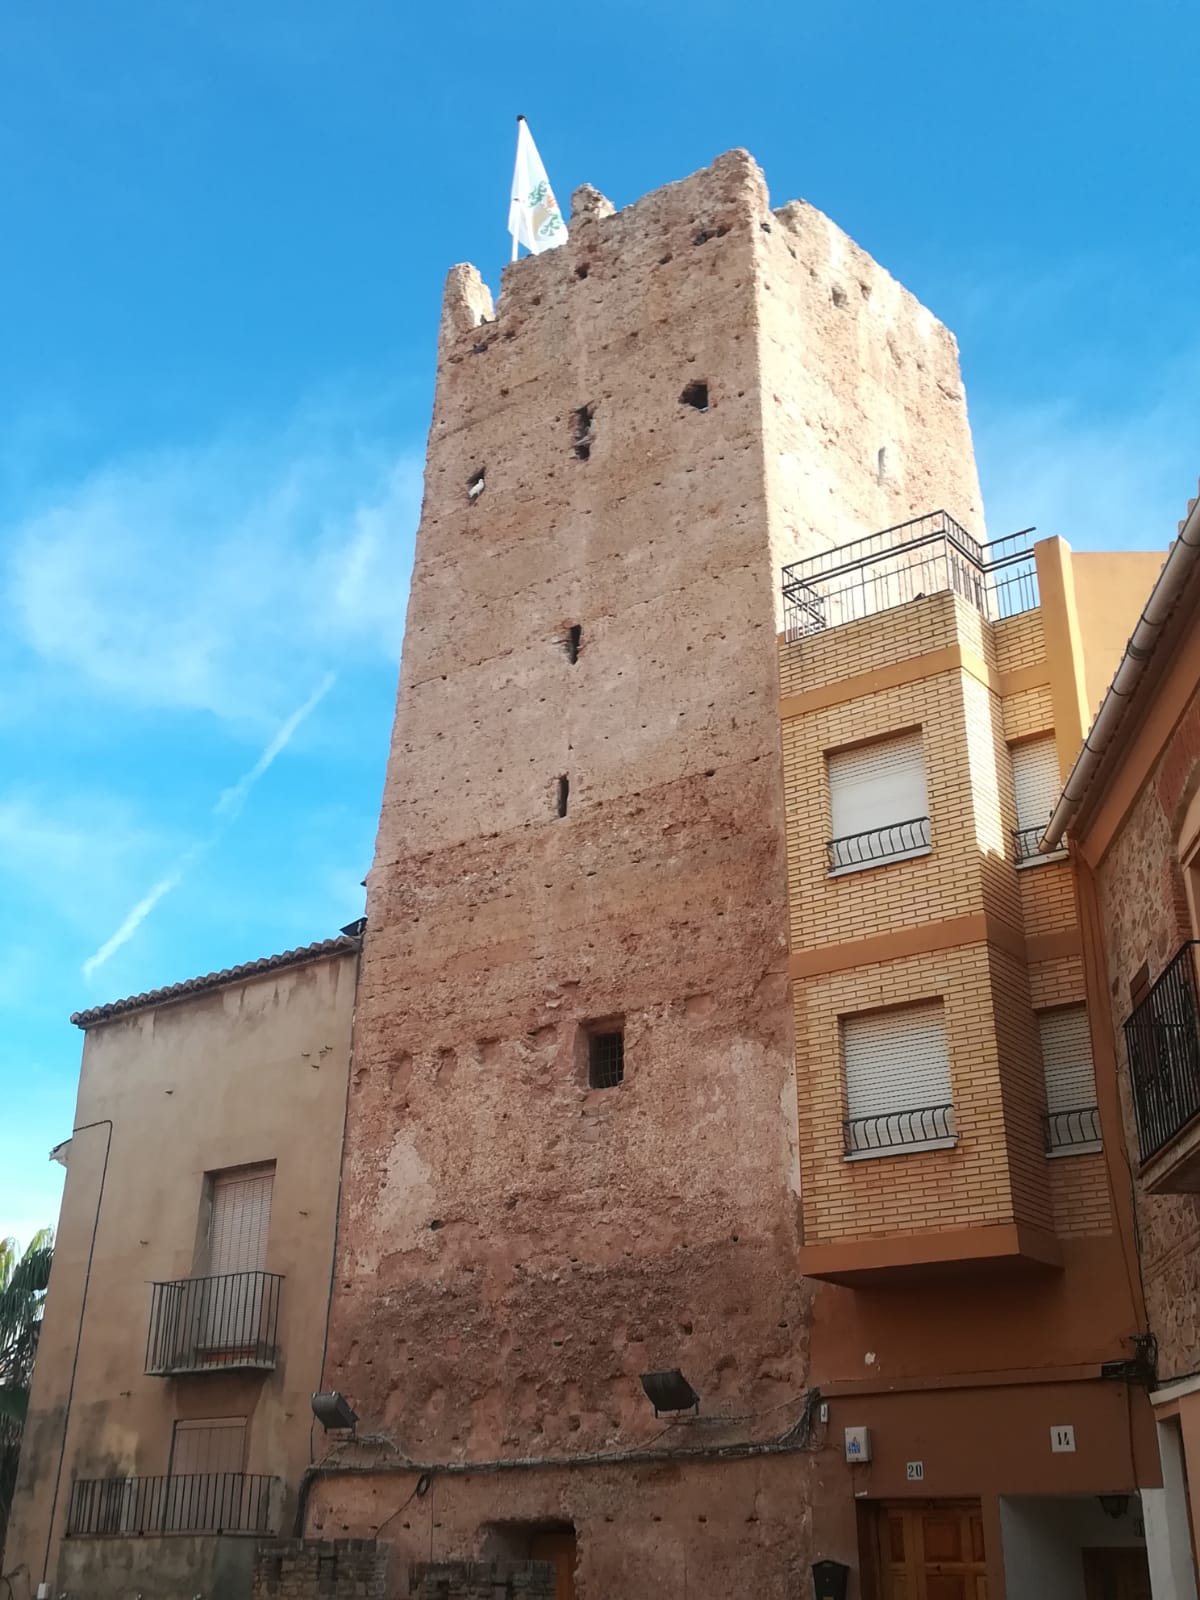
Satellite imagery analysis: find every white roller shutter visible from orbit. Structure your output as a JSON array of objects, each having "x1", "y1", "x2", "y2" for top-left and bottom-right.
[
  {"x1": 842, "y1": 1002, "x2": 953, "y2": 1153},
  {"x1": 1012, "y1": 736, "x2": 1061, "y2": 834},
  {"x1": 209, "y1": 1165, "x2": 274, "y2": 1276},
  {"x1": 827, "y1": 732, "x2": 929, "y2": 871},
  {"x1": 1038, "y1": 1006, "x2": 1097, "y2": 1112}
]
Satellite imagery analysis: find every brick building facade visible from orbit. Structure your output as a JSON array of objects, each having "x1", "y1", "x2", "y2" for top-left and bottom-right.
[
  {"x1": 308, "y1": 151, "x2": 1168, "y2": 1598},
  {"x1": 1051, "y1": 485, "x2": 1200, "y2": 1598}
]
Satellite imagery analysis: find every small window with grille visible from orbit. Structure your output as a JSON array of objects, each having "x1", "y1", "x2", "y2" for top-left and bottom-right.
[{"x1": 587, "y1": 1027, "x2": 625, "y2": 1089}]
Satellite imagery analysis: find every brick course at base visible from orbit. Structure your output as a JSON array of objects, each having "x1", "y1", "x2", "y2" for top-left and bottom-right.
[
  {"x1": 254, "y1": 1539, "x2": 387, "y2": 1600},
  {"x1": 409, "y1": 1562, "x2": 556, "y2": 1598}
]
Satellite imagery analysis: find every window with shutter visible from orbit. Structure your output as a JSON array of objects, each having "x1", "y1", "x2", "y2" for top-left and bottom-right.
[
  {"x1": 1039, "y1": 1006, "x2": 1101, "y2": 1153},
  {"x1": 1011, "y1": 736, "x2": 1066, "y2": 863},
  {"x1": 209, "y1": 1165, "x2": 274, "y2": 1275},
  {"x1": 826, "y1": 732, "x2": 930, "y2": 874},
  {"x1": 200, "y1": 1164, "x2": 275, "y2": 1354},
  {"x1": 841, "y1": 1002, "x2": 955, "y2": 1158}
]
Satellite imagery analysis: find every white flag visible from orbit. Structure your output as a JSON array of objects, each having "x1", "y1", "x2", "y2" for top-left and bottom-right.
[{"x1": 508, "y1": 117, "x2": 568, "y2": 258}]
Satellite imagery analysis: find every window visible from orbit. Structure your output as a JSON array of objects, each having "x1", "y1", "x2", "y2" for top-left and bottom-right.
[
  {"x1": 1011, "y1": 736, "x2": 1064, "y2": 863},
  {"x1": 169, "y1": 1418, "x2": 246, "y2": 1477},
  {"x1": 842, "y1": 1002, "x2": 954, "y2": 1157},
  {"x1": 208, "y1": 1164, "x2": 274, "y2": 1277},
  {"x1": 1039, "y1": 1006, "x2": 1101, "y2": 1154},
  {"x1": 588, "y1": 1029, "x2": 625, "y2": 1089},
  {"x1": 826, "y1": 732, "x2": 930, "y2": 874},
  {"x1": 165, "y1": 1418, "x2": 247, "y2": 1533},
  {"x1": 200, "y1": 1164, "x2": 274, "y2": 1354}
]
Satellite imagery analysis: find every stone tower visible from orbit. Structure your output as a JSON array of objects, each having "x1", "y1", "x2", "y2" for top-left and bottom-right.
[{"x1": 317, "y1": 150, "x2": 984, "y2": 1596}]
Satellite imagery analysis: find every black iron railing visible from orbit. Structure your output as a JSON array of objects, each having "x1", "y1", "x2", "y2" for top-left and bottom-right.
[
  {"x1": 66, "y1": 1473, "x2": 275, "y2": 1537},
  {"x1": 1045, "y1": 1105, "x2": 1101, "y2": 1152},
  {"x1": 1124, "y1": 942, "x2": 1200, "y2": 1162},
  {"x1": 781, "y1": 512, "x2": 1037, "y2": 640},
  {"x1": 145, "y1": 1272, "x2": 282, "y2": 1376},
  {"x1": 1014, "y1": 824, "x2": 1048, "y2": 862},
  {"x1": 828, "y1": 816, "x2": 930, "y2": 873},
  {"x1": 844, "y1": 1104, "x2": 955, "y2": 1155}
]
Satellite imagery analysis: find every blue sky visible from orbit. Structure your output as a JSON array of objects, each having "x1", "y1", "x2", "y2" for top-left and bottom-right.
[{"x1": 1, "y1": 0, "x2": 1196, "y2": 1248}]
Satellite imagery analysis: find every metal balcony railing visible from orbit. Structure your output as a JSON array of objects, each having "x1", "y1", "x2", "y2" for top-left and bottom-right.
[
  {"x1": 66, "y1": 1473, "x2": 276, "y2": 1537},
  {"x1": 145, "y1": 1272, "x2": 282, "y2": 1376},
  {"x1": 844, "y1": 1103, "x2": 955, "y2": 1156},
  {"x1": 781, "y1": 512, "x2": 1037, "y2": 640},
  {"x1": 1124, "y1": 942, "x2": 1200, "y2": 1162},
  {"x1": 1014, "y1": 824, "x2": 1048, "y2": 862},
  {"x1": 827, "y1": 816, "x2": 930, "y2": 874},
  {"x1": 1045, "y1": 1105, "x2": 1102, "y2": 1152}
]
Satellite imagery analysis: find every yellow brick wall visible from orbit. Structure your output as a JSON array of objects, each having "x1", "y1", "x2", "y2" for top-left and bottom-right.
[
  {"x1": 1028, "y1": 954, "x2": 1085, "y2": 1009},
  {"x1": 782, "y1": 670, "x2": 982, "y2": 951},
  {"x1": 796, "y1": 943, "x2": 1019, "y2": 1244},
  {"x1": 782, "y1": 580, "x2": 1111, "y2": 1249},
  {"x1": 778, "y1": 590, "x2": 992, "y2": 699},
  {"x1": 993, "y1": 609, "x2": 1046, "y2": 674},
  {"x1": 1049, "y1": 1154, "x2": 1113, "y2": 1236},
  {"x1": 1003, "y1": 685, "x2": 1055, "y2": 742},
  {"x1": 1019, "y1": 861, "x2": 1078, "y2": 937}
]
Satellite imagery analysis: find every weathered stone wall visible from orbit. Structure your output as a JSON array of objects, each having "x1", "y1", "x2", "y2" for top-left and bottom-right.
[
  {"x1": 409, "y1": 1561, "x2": 555, "y2": 1598},
  {"x1": 1097, "y1": 679, "x2": 1200, "y2": 1380},
  {"x1": 57, "y1": 1532, "x2": 256, "y2": 1600},
  {"x1": 253, "y1": 1538, "x2": 387, "y2": 1600},
  {"x1": 321, "y1": 149, "x2": 984, "y2": 1596}
]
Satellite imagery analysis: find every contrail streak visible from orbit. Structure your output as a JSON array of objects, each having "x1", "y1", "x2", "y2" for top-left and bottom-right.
[{"x1": 81, "y1": 673, "x2": 336, "y2": 979}]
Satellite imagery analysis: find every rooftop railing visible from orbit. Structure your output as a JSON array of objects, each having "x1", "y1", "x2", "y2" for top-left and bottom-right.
[{"x1": 782, "y1": 511, "x2": 1037, "y2": 640}]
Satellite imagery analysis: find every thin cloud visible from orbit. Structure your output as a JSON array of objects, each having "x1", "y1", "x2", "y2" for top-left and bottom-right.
[
  {"x1": 81, "y1": 674, "x2": 336, "y2": 978},
  {"x1": 217, "y1": 671, "x2": 336, "y2": 820},
  {"x1": 4, "y1": 414, "x2": 420, "y2": 727},
  {"x1": 81, "y1": 848, "x2": 202, "y2": 980}
]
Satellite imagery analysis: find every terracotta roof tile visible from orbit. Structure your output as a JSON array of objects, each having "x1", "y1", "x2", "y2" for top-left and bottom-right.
[{"x1": 70, "y1": 933, "x2": 361, "y2": 1029}]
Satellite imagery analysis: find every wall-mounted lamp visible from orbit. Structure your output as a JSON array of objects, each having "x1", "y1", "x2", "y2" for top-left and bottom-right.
[
  {"x1": 639, "y1": 1369, "x2": 700, "y2": 1416},
  {"x1": 311, "y1": 1391, "x2": 358, "y2": 1431},
  {"x1": 1097, "y1": 1493, "x2": 1130, "y2": 1520}
]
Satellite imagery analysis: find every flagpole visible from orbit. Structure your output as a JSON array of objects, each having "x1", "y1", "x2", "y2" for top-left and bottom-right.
[{"x1": 511, "y1": 114, "x2": 525, "y2": 262}]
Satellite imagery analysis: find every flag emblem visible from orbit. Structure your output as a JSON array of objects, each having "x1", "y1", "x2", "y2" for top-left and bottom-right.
[{"x1": 509, "y1": 118, "x2": 568, "y2": 258}]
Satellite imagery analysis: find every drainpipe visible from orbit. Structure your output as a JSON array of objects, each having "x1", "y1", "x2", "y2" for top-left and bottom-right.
[
  {"x1": 1042, "y1": 486, "x2": 1200, "y2": 850},
  {"x1": 40, "y1": 1119, "x2": 113, "y2": 1594}
]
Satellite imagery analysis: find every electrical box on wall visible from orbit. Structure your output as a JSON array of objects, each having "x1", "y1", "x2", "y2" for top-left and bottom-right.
[{"x1": 844, "y1": 1425, "x2": 872, "y2": 1463}]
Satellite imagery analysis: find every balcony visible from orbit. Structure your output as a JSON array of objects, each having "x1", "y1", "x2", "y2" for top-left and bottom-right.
[
  {"x1": 1013, "y1": 824, "x2": 1069, "y2": 866},
  {"x1": 1124, "y1": 942, "x2": 1200, "y2": 1188},
  {"x1": 828, "y1": 816, "x2": 931, "y2": 875},
  {"x1": 1044, "y1": 1105, "x2": 1101, "y2": 1154},
  {"x1": 145, "y1": 1272, "x2": 282, "y2": 1376},
  {"x1": 782, "y1": 511, "x2": 1037, "y2": 640},
  {"x1": 66, "y1": 1472, "x2": 276, "y2": 1536},
  {"x1": 844, "y1": 1103, "x2": 955, "y2": 1159}
]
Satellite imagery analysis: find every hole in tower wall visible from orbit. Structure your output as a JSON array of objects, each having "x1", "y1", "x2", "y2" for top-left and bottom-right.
[
  {"x1": 572, "y1": 405, "x2": 594, "y2": 461},
  {"x1": 576, "y1": 262, "x2": 590, "y2": 279},
  {"x1": 877, "y1": 447, "x2": 888, "y2": 484},
  {"x1": 565, "y1": 624, "x2": 582, "y2": 664},
  {"x1": 680, "y1": 381, "x2": 709, "y2": 413},
  {"x1": 467, "y1": 467, "x2": 485, "y2": 501},
  {"x1": 556, "y1": 775, "x2": 570, "y2": 817}
]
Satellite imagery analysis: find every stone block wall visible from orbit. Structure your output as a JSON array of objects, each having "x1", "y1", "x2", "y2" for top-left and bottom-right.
[
  {"x1": 1096, "y1": 676, "x2": 1200, "y2": 1380},
  {"x1": 253, "y1": 1538, "x2": 387, "y2": 1600},
  {"x1": 408, "y1": 1561, "x2": 556, "y2": 1598}
]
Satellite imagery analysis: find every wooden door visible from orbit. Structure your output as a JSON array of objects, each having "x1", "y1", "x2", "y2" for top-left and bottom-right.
[
  {"x1": 1082, "y1": 1548, "x2": 1152, "y2": 1600},
  {"x1": 529, "y1": 1530, "x2": 576, "y2": 1600},
  {"x1": 876, "y1": 1502, "x2": 988, "y2": 1600}
]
